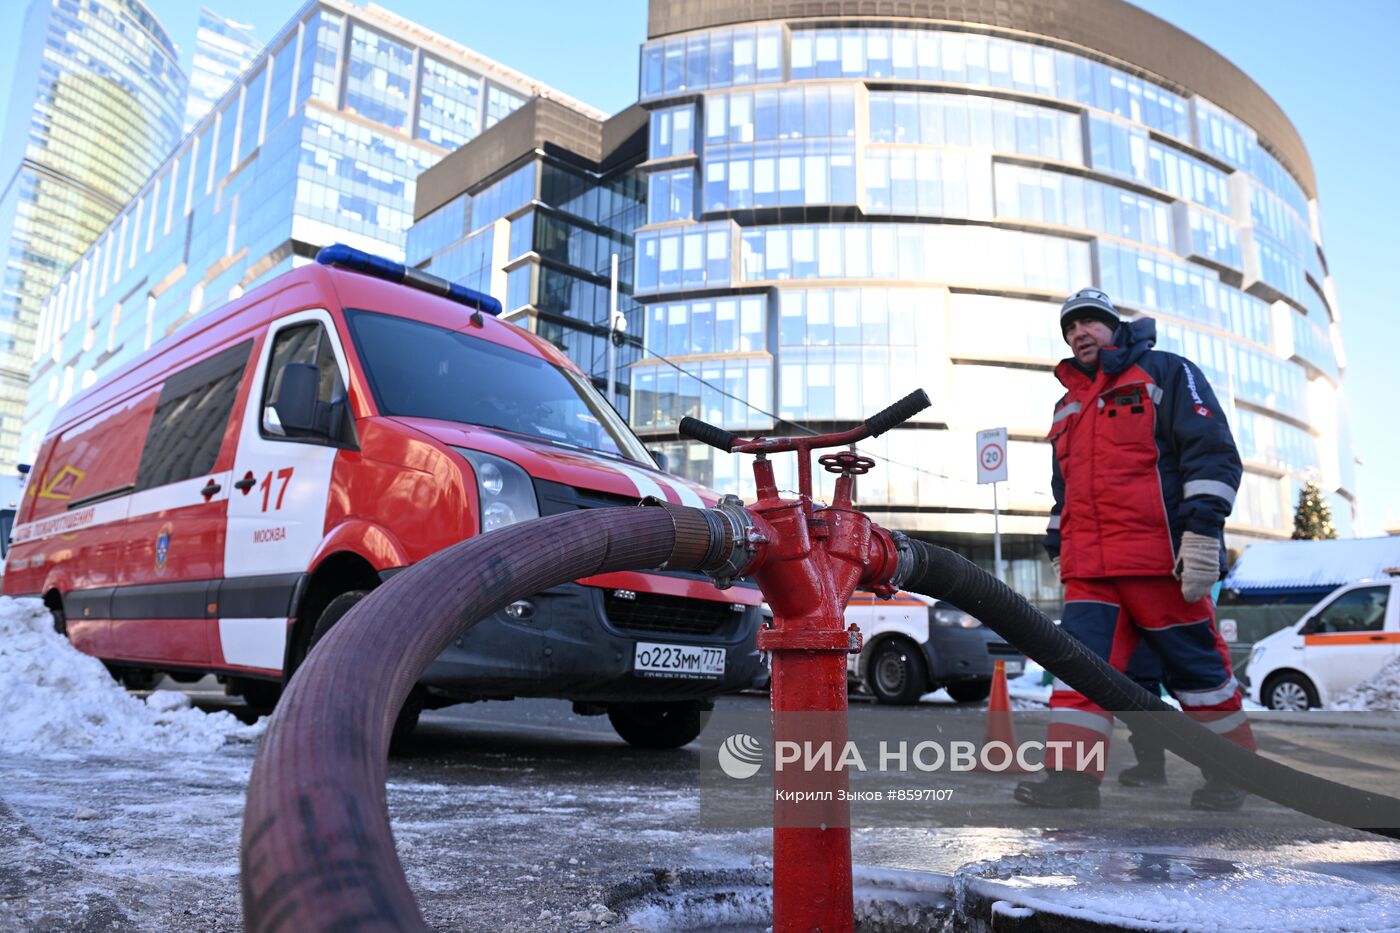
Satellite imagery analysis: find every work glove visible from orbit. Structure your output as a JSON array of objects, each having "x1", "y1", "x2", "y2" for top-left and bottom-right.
[
  {"x1": 1051, "y1": 556, "x2": 1062, "y2": 584},
  {"x1": 1174, "y1": 530, "x2": 1219, "y2": 604}
]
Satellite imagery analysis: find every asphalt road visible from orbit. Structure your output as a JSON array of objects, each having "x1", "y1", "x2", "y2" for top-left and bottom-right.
[{"x1": 3, "y1": 689, "x2": 1400, "y2": 931}]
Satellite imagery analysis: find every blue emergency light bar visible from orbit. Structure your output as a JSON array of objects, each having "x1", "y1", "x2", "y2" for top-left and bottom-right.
[{"x1": 315, "y1": 243, "x2": 503, "y2": 317}]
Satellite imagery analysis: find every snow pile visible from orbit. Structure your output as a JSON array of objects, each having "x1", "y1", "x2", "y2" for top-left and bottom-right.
[
  {"x1": 1008, "y1": 660, "x2": 1050, "y2": 707},
  {"x1": 0, "y1": 596, "x2": 264, "y2": 756},
  {"x1": 1328, "y1": 656, "x2": 1400, "y2": 711}
]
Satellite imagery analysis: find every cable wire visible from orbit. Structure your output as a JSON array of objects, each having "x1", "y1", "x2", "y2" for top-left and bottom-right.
[{"x1": 630, "y1": 339, "x2": 1053, "y2": 501}]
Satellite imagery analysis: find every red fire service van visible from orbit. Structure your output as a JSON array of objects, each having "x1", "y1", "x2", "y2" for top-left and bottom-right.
[{"x1": 3, "y1": 245, "x2": 764, "y2": 748}]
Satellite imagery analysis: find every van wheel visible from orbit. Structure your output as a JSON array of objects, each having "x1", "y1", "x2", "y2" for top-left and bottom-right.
[
  {"x1": 868, "y1": 640, "x2": 927, "y2": 705},
  {"x1": 308, "y1": 590, "x2": 423, "y2": 751},
  {"x1": 947, "y1": 679, "x2": 992, "y2": 703},
  {"x1": 1264, "y1": 672, "x2": 1318, "y2": 711},
  {"x1": 116, "y1": 668, "x2": 160, "y2": 691},
  {"x1": 607, "y1": 702, "x2": 708, "y2": 749},
  {"x1": 237, "y1": 679, "x2": 283, "y2": 711},
  {"x1": 45, "y1": 595, "x2": 66, "y2": 637}
]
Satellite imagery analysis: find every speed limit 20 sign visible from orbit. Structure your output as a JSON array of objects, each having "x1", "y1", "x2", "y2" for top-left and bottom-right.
[{"x1": 976, "y1": 427, "x2": 1008, "y2": 484}]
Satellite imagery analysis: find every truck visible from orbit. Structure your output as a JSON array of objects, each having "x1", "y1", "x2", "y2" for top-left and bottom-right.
[{"x1": 2, "y1": 245, "x2": 765, "y2": 748}]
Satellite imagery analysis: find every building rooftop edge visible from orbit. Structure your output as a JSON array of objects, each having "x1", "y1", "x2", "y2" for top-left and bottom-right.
[
  {"x1": 643, "y1": 0, "x2": 1316, "y2": 199},
  {"x1": 125, "y1": 0, "x2": 185, "y2": 71},
  {"x1": 413, "y1": 98, "x2": 648, "y2": 220},
  {"x1": 357, "y1": 1, "x2": 606, "y2": 120}
]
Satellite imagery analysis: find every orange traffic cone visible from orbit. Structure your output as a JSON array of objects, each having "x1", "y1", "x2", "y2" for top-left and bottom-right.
[{"x1": 974, "y1": 660, "x2": 1028, "y2": 772}]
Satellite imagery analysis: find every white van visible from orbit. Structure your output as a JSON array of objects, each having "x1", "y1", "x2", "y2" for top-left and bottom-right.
[
  {"x1": 844, "y1": 591, "x2": 1024, "y2": 704},
  {"x1": 1244, "y1": 572, "x2": 1400, "y2": 709}
]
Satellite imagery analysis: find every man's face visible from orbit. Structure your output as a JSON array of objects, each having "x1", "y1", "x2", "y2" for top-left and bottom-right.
[{"x1": 1063, "y1": 317, "x2": 1116, "y2": 368}]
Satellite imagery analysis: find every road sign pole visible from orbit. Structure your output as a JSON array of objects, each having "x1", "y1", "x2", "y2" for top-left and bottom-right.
[
  {"x1": 992, "y1": 481, "x2": 1003, "y2": 583},
  {"x1": 976, "y1": 428, "x2": 1008, "y2": 583}
]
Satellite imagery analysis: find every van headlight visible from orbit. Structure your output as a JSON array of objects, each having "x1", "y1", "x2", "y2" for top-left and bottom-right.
[
  {"x1": 932, "y1": 606, "x2": 980, "y2": 628},
  {"x1": 1248, "y1": 645, "x2": 1265, "y2": 668},
  {"x1": 452, "y1": 448, "x2": 540, "y2": 533}
]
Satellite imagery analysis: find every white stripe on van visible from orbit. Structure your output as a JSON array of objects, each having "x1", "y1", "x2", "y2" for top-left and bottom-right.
[
  {"x1": 218, "y1": 617, "x2": 288, "y2": 670},
  {"x1": 127, "y1": 471, "x2": 231, "y2": 516},
  {"x1": 570, "y1": 451, "x2": 706, "y2": 508},
  {"x1": 10, "y1": 471, "x2": 231, "y2": 546},
  {"x1": 658, "y1": 474, "x2": 704, "y2": 508},
  {"x1": 606, "y1": 460, "x2": 667, "y2": 502},
  {"x1": 9, "y1": 494, "x2": 127, "y2": 544}
]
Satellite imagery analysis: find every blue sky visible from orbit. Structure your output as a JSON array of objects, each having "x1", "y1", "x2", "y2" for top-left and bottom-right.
[{"x1": 3, "y1": 1, "x2": 1397, "y2": 532}]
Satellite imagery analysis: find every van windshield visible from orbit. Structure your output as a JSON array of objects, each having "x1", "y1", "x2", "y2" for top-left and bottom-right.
[{"x1": 345, "y1": 309, "x2": 652, "y2": 463}]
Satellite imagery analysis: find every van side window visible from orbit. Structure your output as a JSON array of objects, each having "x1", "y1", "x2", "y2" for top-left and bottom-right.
[
  {"x1": 135, "y1": 341, "x2": 252, "y2": 491},
  {"x1": 1313, "y1": 585, "x2": 1390, "y2": 634},
  {"x1": 261, "y1": 322, "x2": 352, "y2": 445}
]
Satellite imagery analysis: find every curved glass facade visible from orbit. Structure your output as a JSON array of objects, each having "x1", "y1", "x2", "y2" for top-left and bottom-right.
[
  {"x1": 632, "y1": 10, "x2": 1351, "y2": 567},
  {"x1": 0, "y1": 0, "x2": 186, "y2": 470},
  {"x1": 21, "y1": 1, "x2": 585, "y2": 466}
]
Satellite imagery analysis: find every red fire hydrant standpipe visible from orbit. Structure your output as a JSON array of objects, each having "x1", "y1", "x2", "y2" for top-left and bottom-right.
[{"x1": 678, "y1": 389, "x2": 933, "y2": 933}]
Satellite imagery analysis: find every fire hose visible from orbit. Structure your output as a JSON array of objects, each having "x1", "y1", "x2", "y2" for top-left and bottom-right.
[
  {"x1": 899, "y1": 540, "x2": 1400, "y2": 838},
  {"x1": 239, "y1": 504, "x2": 749, "y2": 931},
  {"x1": 240, "y1": 390, "x2": 1400, "y2": 933}
]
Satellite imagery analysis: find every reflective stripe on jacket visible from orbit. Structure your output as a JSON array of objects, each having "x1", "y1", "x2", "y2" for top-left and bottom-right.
[{"x1": 1044, "y1": 317, "x2": 1241, "y2": 579}]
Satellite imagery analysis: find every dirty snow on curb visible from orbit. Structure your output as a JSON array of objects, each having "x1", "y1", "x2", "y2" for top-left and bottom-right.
[
  {"x1": 0, "y1": 596, "x2": 265, "y2": 756},
  {"x1": 1329, "y1": 656, "x2": 1400, "y2": 711},
  {"x1": 957, "y1": 850, "x2": 1400, "y2": 933}
]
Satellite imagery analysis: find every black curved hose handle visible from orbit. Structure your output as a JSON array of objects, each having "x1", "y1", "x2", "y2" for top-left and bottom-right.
[
  {"x1": 863, "y1": 389, "x2": 931, "y2": 438},
  {"x1": 679, "y1": 416, "x2": 738, "y2": 453}
]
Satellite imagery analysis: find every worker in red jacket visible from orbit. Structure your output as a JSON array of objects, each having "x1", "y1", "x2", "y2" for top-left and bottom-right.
[{"x1": 1015, "y1": 288, "x2": 1256, "y2": 811}]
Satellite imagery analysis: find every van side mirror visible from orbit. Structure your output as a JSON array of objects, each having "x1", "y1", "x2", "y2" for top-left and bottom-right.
[
  {"x1": 269, "y1": 362, "x2": 326, "y2": 437},
  {"x1": 648, "y1": 448, "x2": 669, "y2": 473},
  {"x1": 1299, "y1": 617, "x2": 1329, "y2": 636}
]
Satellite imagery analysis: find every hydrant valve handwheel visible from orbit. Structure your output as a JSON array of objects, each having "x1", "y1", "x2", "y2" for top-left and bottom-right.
[{"x1": 819, "y1": 451, "x2": 875, "y2": 475}]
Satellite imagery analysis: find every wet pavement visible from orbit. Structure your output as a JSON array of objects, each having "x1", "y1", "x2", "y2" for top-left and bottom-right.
[{"x1": 2, "y1": 692, "x2": 1399, "y2": 931}]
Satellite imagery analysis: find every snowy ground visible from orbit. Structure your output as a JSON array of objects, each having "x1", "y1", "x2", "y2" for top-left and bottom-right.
[
  {"x1": 0, "y1": 597, "x2": 264, "y2": 756},
  {"x1": 1330, "y1": 657, "x2": 1400, "y2": 711},
  {"x1": 5, "y1": 596, "x2": 1400, "y2": 931}
]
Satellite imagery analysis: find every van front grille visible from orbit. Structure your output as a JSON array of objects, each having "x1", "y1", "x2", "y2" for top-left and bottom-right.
[{"x1": 604, "y1": 590, "x2": 741, "y2": 637}]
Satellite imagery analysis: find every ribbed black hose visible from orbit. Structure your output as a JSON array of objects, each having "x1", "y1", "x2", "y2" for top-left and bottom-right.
[
  {"x1": 239, "y1": 505, "x2": 722, "y2": 932},
  {"x1": 904, "y1": 540, "x2": 1400, "y2": 838}
]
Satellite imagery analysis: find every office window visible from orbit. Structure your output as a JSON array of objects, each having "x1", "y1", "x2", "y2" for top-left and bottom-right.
[
  {"x1": 648, "y1": 168, "x2": 696, "y2": 223},
  {"x1": 418, "y1": 57, "x2": 482, "y2": 147},
  {"x1": 345, "y1": 25, "x2": 413, "y2": 132},
  {"x1": 486, "y1": 84, "x2": 525, "y2": 128},
  {"x1": 238, "y1": 66, "x2": 266, "y2": 164},
  {"x1": 650, "y1": 105, "x2": 695, "y2": 159}
]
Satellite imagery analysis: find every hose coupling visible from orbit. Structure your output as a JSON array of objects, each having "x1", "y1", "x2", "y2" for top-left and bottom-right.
[
  {"x1": 707, "y1": 494, "x2": 766, "y2": 589},
  {"x1": 874, "y1": 530, "x2": 920, "y2": 598}
]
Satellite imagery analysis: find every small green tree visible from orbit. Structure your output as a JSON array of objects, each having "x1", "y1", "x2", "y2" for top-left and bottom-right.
[{"x1": 1292, "y1": 478, "x2": 1338, "y2": 540}]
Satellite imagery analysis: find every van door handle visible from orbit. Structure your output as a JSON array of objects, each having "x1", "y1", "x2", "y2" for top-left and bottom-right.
[
  {"x1": 1370, "y1": 634, "x2": 1386, "y2": 642},
  {"x1": 234, "y1": 474, "x2": 257, "y2": 492},
  {"x1": 201, "y1": 480, "x2": 222, "y2": 499}
]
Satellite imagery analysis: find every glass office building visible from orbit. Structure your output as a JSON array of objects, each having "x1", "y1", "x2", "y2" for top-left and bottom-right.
[
  {"x1": 185, "y1": 7, "x2": 263, "y2": 133},
  {"x1": 630, "y1": 0, "x2": 1351, "y2": 587},
  {"x1": 0, "y1": 0, "x2": 186, "y2": 472},
  {"x1": 409, "y1": 99, "x2": 646, "y2": 414},
  {"x1": 21, "y1": 0, "x2": 597, "y2": 462}
]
